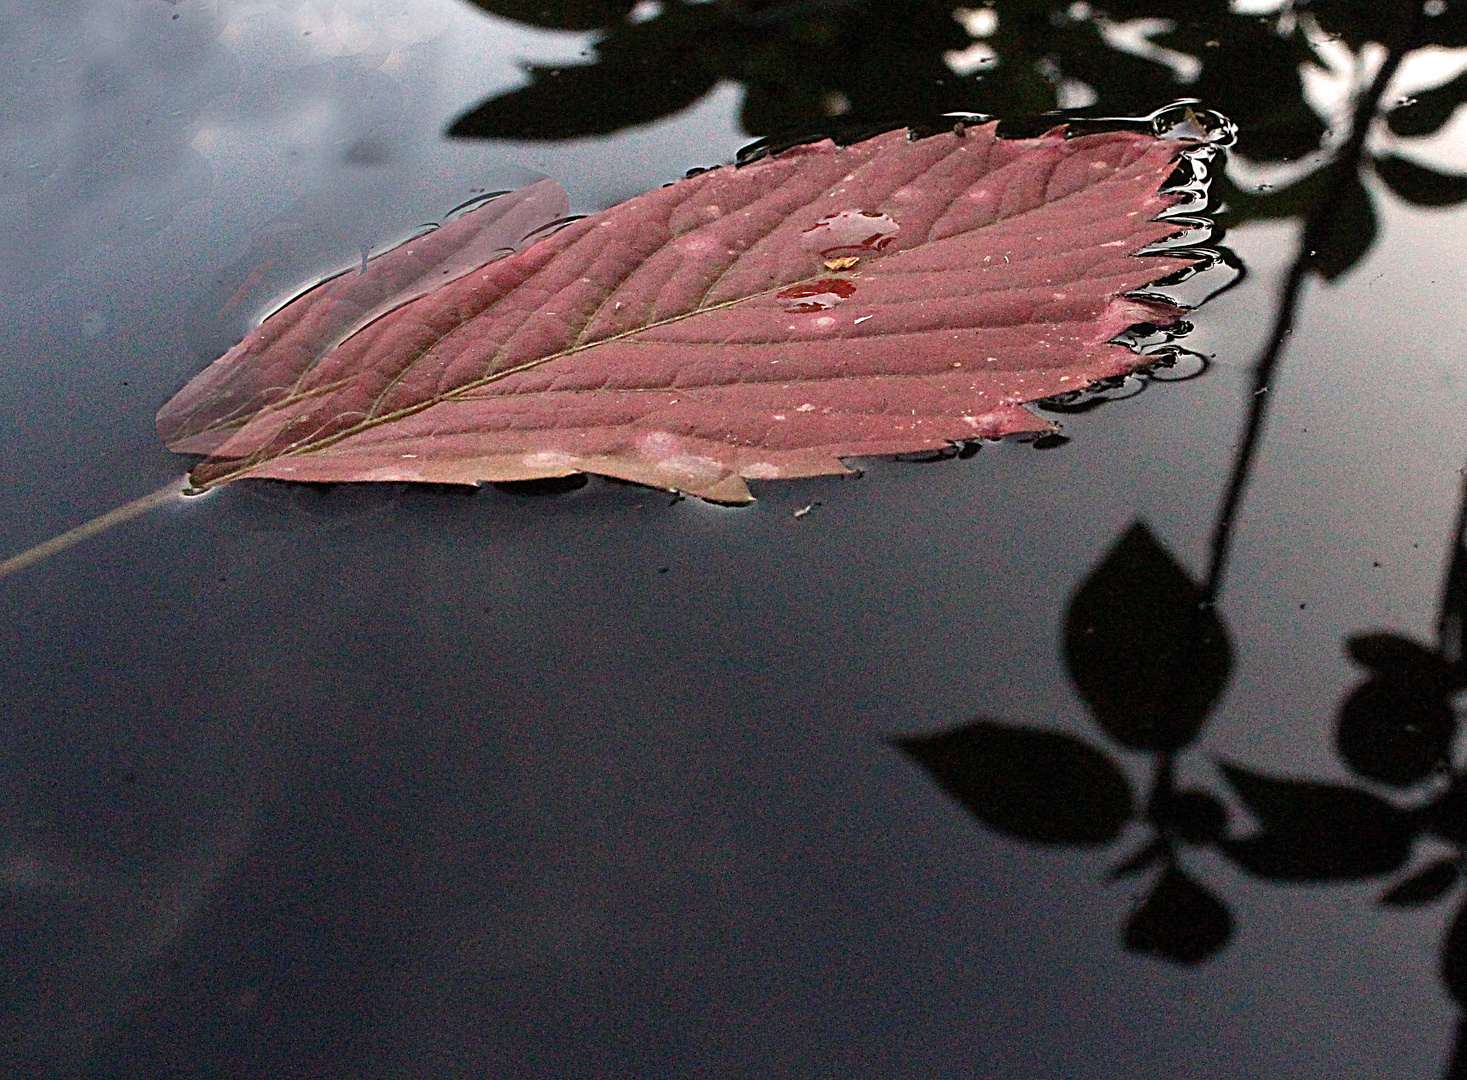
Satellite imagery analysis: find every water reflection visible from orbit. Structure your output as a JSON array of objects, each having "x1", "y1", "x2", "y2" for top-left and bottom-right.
[
  {"x1": 896, "y1": 459, "x2": 1467, "y2": 1068},
  {"x1": 892, "y1": 7, "x2": 1467, "y2": 1074},
  {"x1": 5, "y1": 1, "x2": 1467, "y2": 1074},
  {"x1": 453, "y1": 0, "x2": 1467, "y2": 277}
]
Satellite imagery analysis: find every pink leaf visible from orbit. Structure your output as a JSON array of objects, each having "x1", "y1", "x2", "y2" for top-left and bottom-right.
[
  {"x1": 159, "y1": 124, "x2": 1205, "y2": 503},
  {"x1": 158, "y1": 178, "x2": 570, "y2": 455}
]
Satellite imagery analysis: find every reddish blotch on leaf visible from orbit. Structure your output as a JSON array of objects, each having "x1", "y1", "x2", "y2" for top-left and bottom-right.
[{"x1": 158, "y1": 123, "x2": 1207, "y2": 503}]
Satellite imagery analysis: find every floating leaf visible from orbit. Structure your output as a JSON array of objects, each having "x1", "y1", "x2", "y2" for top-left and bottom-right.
[
  {"x1": 158, "y1": 178, "x2": 571, "y2": 458},
  {"x1": 893, "y1": 719, "x2": 1134, "y2": 846},
  {"x1": 159, "y1": 124, "x2": 1205, "y2": 502}
]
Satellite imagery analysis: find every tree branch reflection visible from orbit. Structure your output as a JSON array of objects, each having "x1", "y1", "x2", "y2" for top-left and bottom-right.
[{"x1": 889, "y1": 1, "x2": 1467, "y2": 1074}]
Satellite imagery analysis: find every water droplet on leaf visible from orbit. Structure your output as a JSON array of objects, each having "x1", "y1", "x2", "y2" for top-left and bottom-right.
[
  {"x1": 800, "y1": 209, "x2": 899, "y2": 259},
  {"x1": 776, "y1": 277, "x2": 857, "y2": 312}
]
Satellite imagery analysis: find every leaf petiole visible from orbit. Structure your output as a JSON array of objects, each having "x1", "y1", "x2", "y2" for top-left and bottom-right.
[{"x1": 0, "y1": 477, "x2": 189, "y2": 582}]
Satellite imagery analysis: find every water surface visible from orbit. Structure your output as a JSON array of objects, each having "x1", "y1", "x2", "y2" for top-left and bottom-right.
[{"x1": 3, "y1": 2, "x2": 1467, "y2": 1077}]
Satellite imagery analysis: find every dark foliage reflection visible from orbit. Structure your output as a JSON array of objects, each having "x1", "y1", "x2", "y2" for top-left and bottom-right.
[
  {"x1": 895, "y1": 464, "x2": 1467, "y2": 1067},
  {"x1": 453, "y1": 0, "x2": 1467, "y2": 278},
  {"x1": 885, "y1": 2, "x2": 1467, "y2": 1075},
  {"x1": 455, "y1": 0, "x2": 1467, "y2": 1068}
]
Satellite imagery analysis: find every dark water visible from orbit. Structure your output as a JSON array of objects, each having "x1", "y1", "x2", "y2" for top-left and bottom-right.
[{"x1": 3, "y1": 1, "x2": 1467, "y2": 1076}]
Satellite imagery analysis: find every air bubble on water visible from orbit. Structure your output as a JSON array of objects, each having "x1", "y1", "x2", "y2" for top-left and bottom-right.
[
  {"x1": 1145, "y1": 347, "x2": 1211, "y2": 383},
  {"x1": 1147, "y1": 101, "x2": 1236, "y2": 146}
]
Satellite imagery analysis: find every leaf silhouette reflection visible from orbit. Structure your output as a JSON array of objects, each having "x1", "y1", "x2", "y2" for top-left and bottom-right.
[
  {"x1": 453, "y1": 0, "x2": 1467, "y2": 280},
  {"x1": 890, "y1": 4, "x2": 1467, "y2": 1072}
]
